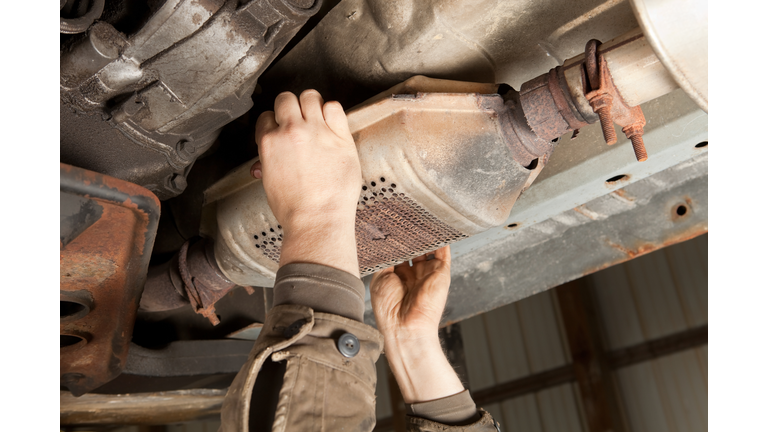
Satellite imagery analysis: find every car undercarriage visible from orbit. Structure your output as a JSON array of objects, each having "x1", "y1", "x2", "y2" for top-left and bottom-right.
[{"x1": 59, "y1": 0, "x2": 707, "y2": 425}]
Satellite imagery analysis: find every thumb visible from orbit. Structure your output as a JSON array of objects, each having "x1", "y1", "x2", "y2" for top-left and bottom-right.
[
  {"x1": 322, "y1": 101, "x2": 353, "y2": 141},
  {"x1": 250, "y1": 160, "x2": 263, "y2": 179}
]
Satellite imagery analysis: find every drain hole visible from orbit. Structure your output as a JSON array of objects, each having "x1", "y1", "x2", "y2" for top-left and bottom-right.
[
  {"x1": 60, "y1": 301, "x2": 87, "y2": 319},
  {"x1": 676, "y1": 205, "x2": 687, "y2": 216},
  {"x1": 606, "y1": 174, "x2": 628, "y2": 183},
  {"x1": 524, "y1": 158, "x2": 539, "y2": 170},
  {"x1": 61, "y1": 335, "x2": 85, "y2": 348},
  {"x1": 695, "y1": 141, "x2": 708, "y2": 148}
]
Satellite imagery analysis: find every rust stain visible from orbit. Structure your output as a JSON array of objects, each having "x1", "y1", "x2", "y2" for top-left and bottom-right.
[
  {"x1": 60, "y1": 164, "x2": 160, "y2": 396},
  {"x1": 610, "y1": 188, "x2": 635, "y2": 203},
  {"x1": 584, "y1": 222, "x2": 708, "y2": 276},
  {"x1": 574, "y1": 205, "x2": 602, "y2": 221}
]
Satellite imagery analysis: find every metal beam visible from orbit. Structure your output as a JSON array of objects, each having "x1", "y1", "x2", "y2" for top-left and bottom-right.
[
  {"x1": 607, "y1": 324, "x2": 708, "y2": 369},
  {"x1": 555, "y1": 280, "x2": 625, "y2": 432}
]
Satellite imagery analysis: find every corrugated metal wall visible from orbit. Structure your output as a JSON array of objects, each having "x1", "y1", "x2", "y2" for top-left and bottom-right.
[
  {"x1": 592, "y1": 234, "x2": 708, "y2": 432},
  {"x1": 453, "y1": 233, "x2": 707, "y2": 432}
]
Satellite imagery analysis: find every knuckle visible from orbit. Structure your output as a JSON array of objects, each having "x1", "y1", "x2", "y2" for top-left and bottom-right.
[
  {"x1": 301, "y1": 89, "x2": 321, "y2": 98},
  {"x1": 325, "y1": 100, "x2": 343, "y2": 110}
]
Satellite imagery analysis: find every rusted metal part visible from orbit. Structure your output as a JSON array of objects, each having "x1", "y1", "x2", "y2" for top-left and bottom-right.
[
  {"x1": 179, "y1": 239, "x2": 240, "y2": 325},
  {"x1": 140, "y1": 238, "x2": 238, "y2": 326},
  {"x1": 584, "y1": 39, "x2": 649, "y2": 161},
  {"x1": 60, "y1": 389, "x2": 226, "y2": 425},
  {"x1": 519, "y1": 67, "x2": 589, "y2": 142},
  {"x1": 138, "y1": 256, "x2": 188, "y2": 312},
  {"x1": 497, "y1": 84, "x2": 557, "y2": 163},
  {"x1": 60, "y1": 163, "x2": 160, "y2": 397}
]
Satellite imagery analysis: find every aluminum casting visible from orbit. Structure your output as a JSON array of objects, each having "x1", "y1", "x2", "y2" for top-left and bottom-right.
[{"x1": 60, "y1": 0, "x2": 322, "y2": 200}]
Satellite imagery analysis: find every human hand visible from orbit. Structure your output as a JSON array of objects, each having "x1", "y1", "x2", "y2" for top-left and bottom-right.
[
  {"x1": 251, "y1": 90, "x2": 361, "y2": 275},
  {"x1": 371, "y1": 246, "x2": 452, "y2": 340},
  {"x1": 371, "y1": 246, "x2": 465, "y2": 403}
]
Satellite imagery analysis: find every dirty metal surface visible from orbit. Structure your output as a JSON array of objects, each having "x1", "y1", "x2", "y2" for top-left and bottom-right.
[
  {"x1": 207, "y1": 87, "x2": 553, "y2": 285},
  {"x1": 60, "y1": 0, "x2": 321, "y2": 199},
  {"x1": 451, "y1": 88, "x2": 706, "y2": 261},
  {"x1": 371, "y1": 150, "x2": 708, "y2": 326},
  {"x1": 257, "y1": 0, "x2": 641, "y2": 110},
  {"x1": 60, "y1": 389, "x2": 227, "y2": 426},
  {"x1": 60, "y1": 163, "x2": 160, "y2": 396}
]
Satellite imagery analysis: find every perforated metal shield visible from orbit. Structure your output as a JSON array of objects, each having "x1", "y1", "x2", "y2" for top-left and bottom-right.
[
  {"x1": 252, "y1": 175, "x2": 468, "y2": 276},
  {"x1": 355, "y1": 176, "x2": 467, "y2": 275}
]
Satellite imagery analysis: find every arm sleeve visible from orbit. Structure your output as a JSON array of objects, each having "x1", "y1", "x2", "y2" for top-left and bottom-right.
[
  {"x1": 220, "y1": 264, "x2": 500, "y2": 432},
  {"x1": 273, "y1": 262, "x2": 366, "y2": 322},
  {"x1": 404, "y1": 390, "x2": 501, "y2": 431},
  {"x1": 405, "y1": 389, "x2": 479, "y2": 424},
  {"x1": 219, "y1": 264, "x2": 382, "y2": 432}
]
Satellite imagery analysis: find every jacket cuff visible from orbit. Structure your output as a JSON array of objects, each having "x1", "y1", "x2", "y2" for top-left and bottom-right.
[
  {"x1": 405, "y1": 389, "x2": 478, "y2": 425},
  {"x1": 406, "y1": 408, "x2": 499, "y2": 431},
  {"x1": 274, "y1": 263, "x2": 365, "y2": 322}
]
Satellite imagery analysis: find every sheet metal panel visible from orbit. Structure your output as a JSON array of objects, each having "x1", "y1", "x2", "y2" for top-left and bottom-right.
[
  {"x1": 537, "y1": 384, "x2": 584, "y2": 432},
  {"x1": 591, "y1": 234, "x2": 707, "y2": 348},
  {"x1": 463, "y1": 294, "x2": 583, "y2": 432},
  {"x1": 500, "y1": 395, "x2": 544, "y2": 432}
]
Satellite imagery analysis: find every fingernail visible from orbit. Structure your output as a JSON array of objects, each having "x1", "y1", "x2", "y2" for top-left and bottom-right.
[{"x1": 252, "y1": 169, "x2": 262, "y2": 179}]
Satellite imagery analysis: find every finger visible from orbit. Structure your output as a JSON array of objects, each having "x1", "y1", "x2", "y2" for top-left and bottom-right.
[
  {"x1": 273, "y1": 91, "x2": 302, "y2": 126},
  {"x1": 370, "y1": 266, "x2": 394, "y2": 293},
  {"x1": 322, "y1": 101, "x2": 352, "y2": 140},
  {"x1": 394, "y1": 261, "x2": 415, "y2": 285},
  {"x1": 412, "y1": 254, "x2": 428, "y2": 264},
  {"x1": 299, "y1": 89, "x2": 325, "y2": 122},
  {"x1": 250, "y1": 160, "x2": 262, "y2": 179},
  {"x1": 254, "y1": 111, "x2": 278, "y2": 148},
  {"x1": 434, "y1": 245, "x2": 452, "y2": 270}
]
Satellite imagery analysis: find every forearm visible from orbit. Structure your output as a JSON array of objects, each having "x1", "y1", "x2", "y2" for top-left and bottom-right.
[
  {"x1": 383, "y1": 332, "x2": 465, "y2": 403},
  {"x1": 278, "y1": 213, "x2": 359, "y2": 277}
]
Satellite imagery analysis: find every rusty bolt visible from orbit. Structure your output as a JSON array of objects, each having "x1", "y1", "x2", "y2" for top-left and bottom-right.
[
  {"x1": 587, "y1": 93, "x2": 617, "y2": 145},
  {"x1": 622, "y1": 125, "x2": 647, "y2": 162}
]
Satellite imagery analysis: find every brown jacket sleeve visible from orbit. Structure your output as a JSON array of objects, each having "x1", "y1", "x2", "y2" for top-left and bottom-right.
[{"x1": 218, "y1": 264, "x2": 499, "y2": 432}]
